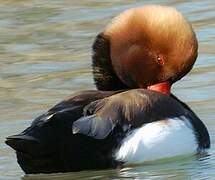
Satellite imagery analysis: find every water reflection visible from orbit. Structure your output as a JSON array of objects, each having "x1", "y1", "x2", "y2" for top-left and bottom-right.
[{"x1": 20, "y1": 153, "x2": 214, "y2": 180}]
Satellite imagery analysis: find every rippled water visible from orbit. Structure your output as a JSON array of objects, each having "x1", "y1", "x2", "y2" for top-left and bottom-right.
[{"x1": 0, "y1": 0, "x2": 214, "y2": 179}]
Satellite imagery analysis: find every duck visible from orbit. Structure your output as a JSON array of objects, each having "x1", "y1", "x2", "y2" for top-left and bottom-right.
[{"x1": 6, "y1": 5, "x2": 210, "y2": 174}]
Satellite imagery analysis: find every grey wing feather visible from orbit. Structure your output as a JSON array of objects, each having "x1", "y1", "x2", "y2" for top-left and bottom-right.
[{"x1": 72, "y1": 114, "x2": 115, "y2": 139}]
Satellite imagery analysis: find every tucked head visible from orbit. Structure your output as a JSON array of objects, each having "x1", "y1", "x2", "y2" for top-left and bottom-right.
[{"x1": 92, "y1": 5, "x2": 198, "y2": 93}]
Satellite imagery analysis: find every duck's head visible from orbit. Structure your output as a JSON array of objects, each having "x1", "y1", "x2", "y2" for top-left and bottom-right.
[{"x1": 92, "y1": 5, "x2": 198, "y2": 94}]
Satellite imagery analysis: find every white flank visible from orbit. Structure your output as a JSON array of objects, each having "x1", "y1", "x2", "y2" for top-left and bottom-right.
[{"x1": 115, "y1": 117, "x2": 197, "y2": 164}]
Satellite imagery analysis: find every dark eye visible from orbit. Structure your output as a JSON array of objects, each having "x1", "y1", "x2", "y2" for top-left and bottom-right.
[{"x1": 157, "y1": 55, "x2": 165, "y2": 65}]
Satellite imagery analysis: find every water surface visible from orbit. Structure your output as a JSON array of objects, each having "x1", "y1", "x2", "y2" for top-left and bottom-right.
[{"x1": 0, "y1": 0, "x2": 214, "y2": 179}]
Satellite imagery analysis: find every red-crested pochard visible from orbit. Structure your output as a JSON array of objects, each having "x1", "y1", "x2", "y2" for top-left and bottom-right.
[{"x1": 6, "y1": 5, "x2": 210, "y2": 174}]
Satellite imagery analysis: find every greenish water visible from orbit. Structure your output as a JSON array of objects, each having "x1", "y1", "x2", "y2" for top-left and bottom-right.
[{"x1": 0, "y1": 0, "x2": 214, "y2": 179}]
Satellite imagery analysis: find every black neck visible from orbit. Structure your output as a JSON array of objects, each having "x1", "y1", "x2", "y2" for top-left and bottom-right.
[{"x1": 92, "y1": 33, "x2": 128, "y2": 91}]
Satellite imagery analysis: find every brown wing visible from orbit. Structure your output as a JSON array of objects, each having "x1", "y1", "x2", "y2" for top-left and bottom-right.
[{"x1": 72, "y1": 89, "x2": 188, "y2": 139}]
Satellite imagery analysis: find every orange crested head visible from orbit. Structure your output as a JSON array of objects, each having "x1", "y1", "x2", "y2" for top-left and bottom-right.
[{"x1": 92, "y1": 5, "x2": 198, "y2": 93}]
